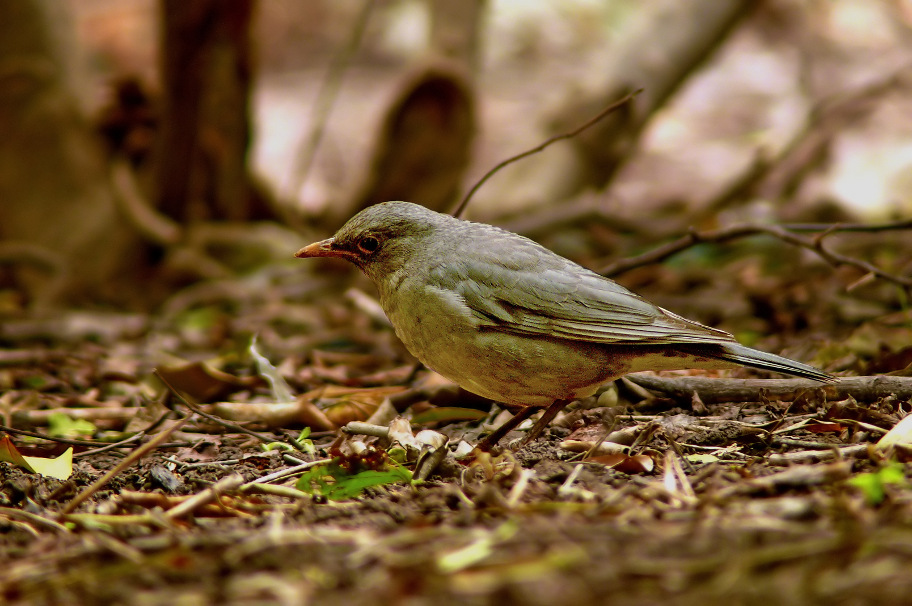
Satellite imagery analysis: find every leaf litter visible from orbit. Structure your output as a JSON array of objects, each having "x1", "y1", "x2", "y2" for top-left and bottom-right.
[{"x1": 2, "y1": 258, "x2": 912, "y2": 605}]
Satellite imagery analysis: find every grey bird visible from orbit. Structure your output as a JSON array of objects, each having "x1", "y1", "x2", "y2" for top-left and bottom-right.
[{"x1": 296, "y1": 201, "x2": 833, "y2": 448}]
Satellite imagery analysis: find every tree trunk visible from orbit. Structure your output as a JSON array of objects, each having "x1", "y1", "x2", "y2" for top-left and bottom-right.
[
  {"x1": 154, "y1": 0, "x2": 267, "y2": 223},
  {"x1": 0, "y1": 0, "x2": 139, "y2": 306}
]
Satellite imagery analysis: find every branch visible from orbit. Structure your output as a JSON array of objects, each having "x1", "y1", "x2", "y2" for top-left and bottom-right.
[
  {"x1": 702, "y1": 67, "x2": 910, "y2": 216},
  {"x1": 450, "y1": 89, "x2": 642, "y2": 218},
  {"x1": 287, "y1": 0, "x2": 374, "y2": 201},
  {"x1": 599, "y1": 221, "x2": 912, "y2": 291},
  {"x1": 626, "y1": 374, "x2": 912, "y2": 404}
]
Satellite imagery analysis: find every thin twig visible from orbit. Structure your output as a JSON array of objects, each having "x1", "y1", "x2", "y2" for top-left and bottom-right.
[
  {"x1": 782, "y1": 218, "x2": 912, "y2": 234},
  {"x1": 62, "y1": 415, "x2": 189, "y2": 514},
  {"x1": 154, "y1": 370, "x2": 306, "y2": 453},
  {"x1": 599, "y1": 222, "x2": 912, "y2": 291},
  {"x1": 451, "y1": 89, "x2": 643, "y2": 218},
  {"x1": 163, "y1": 474, "x2": 246, "y2": 520},
  {"x1": 0, "y1": 425, "x2": 124, "y2": 448},
  {"x1": 287, "y1": 0, "x2": 374, "y2": 200},
  {"x1": 72, "y1": 409, "x2": 177, "y2": 458}
]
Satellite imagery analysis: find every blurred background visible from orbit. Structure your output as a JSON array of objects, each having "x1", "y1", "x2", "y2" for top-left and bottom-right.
[{"x1": 1, "y1": 0, "x2": 911, "y2": 329}]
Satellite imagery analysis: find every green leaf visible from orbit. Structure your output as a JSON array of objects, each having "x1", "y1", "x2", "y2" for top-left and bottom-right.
[
  {"x1": 848, "y1": 463, "x2": 907, "y2": 505},
  {"x1": 47, "y1": 413, "x2": 96, "y2": 439},
  {"x1": 323, "y1": 468, "x2": 412, "y2": 500},
  {"x1": 296, "y1": 461, "x2": 412, "y2": 501}
]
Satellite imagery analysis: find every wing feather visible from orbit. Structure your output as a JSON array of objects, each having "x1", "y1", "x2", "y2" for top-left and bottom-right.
[{"x1": 428, "y1": 236, "x2": 736, "y2": 346}]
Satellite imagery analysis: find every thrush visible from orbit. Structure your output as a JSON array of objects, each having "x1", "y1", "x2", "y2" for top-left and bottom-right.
[{"x1": 296, "y1": 201, "x2": 833, "y2": 449}]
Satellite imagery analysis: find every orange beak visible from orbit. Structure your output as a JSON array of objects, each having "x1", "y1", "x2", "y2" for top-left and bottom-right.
[
  {"x1": 295, "y1": 237, "x2": 335, "y2": 258},
  {"x1": 295, "y1": 237, "x2": 359, "y2": 261}
]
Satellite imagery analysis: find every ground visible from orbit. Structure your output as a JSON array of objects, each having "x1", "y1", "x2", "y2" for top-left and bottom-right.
[{"x1": 2, "y1": 242, "x2": 912, "y2": 605}]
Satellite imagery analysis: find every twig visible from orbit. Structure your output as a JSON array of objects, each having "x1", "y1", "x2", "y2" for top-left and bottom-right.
[
  {"x1": 0, "y1": 506, "x2": 72, "y2": 534},
  {"x1": 768, "y1": 444, "x2": 870, "y2": 466},
  {"x1": 451, "y1": 89, "x2": 643, "y2": 218},
  {"x1": 287, "y1": 0, "x2": 374, "y2": 200},
  {"x1": 716, "y1": 461, "x2": 852, "y2": 497},
  {"x1": 73, "y1": 433, "x2": 145, "y2": 457},
  {"x1": 61, "y1": 415, "x2": 189, "y2": 514},
  {"x1": 599, "y1": 222, "x2": 912, "y2": 291},
  {"x1": 73, "y1": 410, "x2": 177, "y2": 458},
  {"x1": 154, "y1": 369, "x2": 306, "y2": 453},
  {"x1": 10, "y1": 407, "x2": 143, "y2": 424},
  {"x1": 781, "y1": 219, "x2": 912, "y2": 234},
  {"x1": 164, "y1": 474, "x2": 246, "y2": 520},
  {"x1": 246, "y1": 458, "x2": 333, "y2": 485},
  {"x1": 0, "y1": 349, "x2": 68, "y2": 366},
  {"x1": 0, "y1": 425, "x2": 126, "y2": 448}
]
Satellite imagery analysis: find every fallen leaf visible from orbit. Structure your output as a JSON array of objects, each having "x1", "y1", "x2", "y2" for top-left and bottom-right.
[
  {"x1": 0, "y1": 436, "x2": 73, "y2": 480},
  {"x1": 156, "y1": 362, "x2": 256, "y2": 402}
]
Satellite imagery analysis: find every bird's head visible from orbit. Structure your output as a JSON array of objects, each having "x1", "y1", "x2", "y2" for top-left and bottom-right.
[{"x1": 295, "y1": 201, "x2": 442, "y2": 282}]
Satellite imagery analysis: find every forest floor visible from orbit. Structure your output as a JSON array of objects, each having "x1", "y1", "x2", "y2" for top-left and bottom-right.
[{"x1": 2, "y1": 232, "x2": 912, "y2": 606}]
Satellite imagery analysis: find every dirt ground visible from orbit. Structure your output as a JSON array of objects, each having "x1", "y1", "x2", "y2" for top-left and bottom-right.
[
  {"x1": 5, "y1": 2, "x2": 912, "y2": 604},
  {"x1": 2, "y1": 243, "x2": 912, "y2": 606}
]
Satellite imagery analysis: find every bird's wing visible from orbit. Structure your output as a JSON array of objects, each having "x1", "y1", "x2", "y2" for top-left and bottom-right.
[{"x1": 428, "y1": 247, "x2": 737, "y2": 346}]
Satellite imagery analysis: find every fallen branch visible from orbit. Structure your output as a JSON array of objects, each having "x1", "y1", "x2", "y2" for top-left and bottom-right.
[
  {"x1": 155, "y1": 369, "x2": 312, "y2": 453},
  {"x1": 717, "y1": 460, "x2": 852, "y2": 498},
  {"x1": 768, "y1": 444, "x2": 870, "y2": 466},
  {"x1": 626, "y1": 374, "x2": 912, "y2": 403}
]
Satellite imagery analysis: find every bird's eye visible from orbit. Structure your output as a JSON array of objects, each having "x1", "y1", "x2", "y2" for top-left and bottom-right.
[{"x1": 358, "y1": 236, "x2": 380, "y2": 254}]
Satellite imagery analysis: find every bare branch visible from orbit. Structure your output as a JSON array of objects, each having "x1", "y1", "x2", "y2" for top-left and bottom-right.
[
  {"x1": 287, "y1": 0, "x2": 374, "y2": 201},
  {"x1": 599, "y1": 222, "x2": 912, "y2": 291},
  {"x1": 451, "y1": 90, "x2": 642, "y2": 218}
]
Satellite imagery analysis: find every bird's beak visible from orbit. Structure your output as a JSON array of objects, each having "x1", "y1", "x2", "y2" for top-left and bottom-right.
[
  {"x1": 295, "y1": 237, "x2": 356, "y2": 261},
  {"x1": 295, "y1": 237, "x2": 336, "y2": 258}
]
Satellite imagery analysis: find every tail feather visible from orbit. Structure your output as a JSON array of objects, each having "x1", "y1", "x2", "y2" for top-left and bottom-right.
[{"x1": 709, "y1": 343, "x2": 835, "y2": 383}]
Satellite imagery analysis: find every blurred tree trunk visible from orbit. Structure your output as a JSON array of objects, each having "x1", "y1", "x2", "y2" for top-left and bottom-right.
[
  {"x1": 478, "y1": 0, "x2": 756, "y2": 215},
  {"x1": 345, "y1": 0, "x2": 482, "y2": 223},
  {"x1": 0, "y1": 0, "x2": 140, "y2": 306},
  {"x1": 155, "y1": 0, "x2": 273, "y2": 223}
]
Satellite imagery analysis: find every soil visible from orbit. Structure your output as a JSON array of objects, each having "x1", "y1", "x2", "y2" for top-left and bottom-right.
[{"x1": 2, "y1": 249, "x2": 912, "y2": 606}]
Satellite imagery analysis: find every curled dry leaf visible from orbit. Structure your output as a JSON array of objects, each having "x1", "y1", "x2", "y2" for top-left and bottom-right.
[
  {"x1": 306, "y1": 385, "x2": 407, "y2": 426},
  {"x1": 560, "y1": 440, "x2": 631, "y2": 456},
  {"x1": 209, "y1": 398, "x2": 335, "y2": 431},
  {"x1": 588, "y1": 453, "x2": 655, "y2": 474},
  {"x1": 877, "y1": 413, "x2": 912, "y2": 452},
  {"x1": 156, "y1": 362, "x2": 257, "y2": 403}
]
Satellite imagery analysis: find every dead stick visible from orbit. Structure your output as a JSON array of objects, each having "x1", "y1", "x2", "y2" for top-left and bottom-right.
[
  {"x1": 155, "y1": 369, "x2": 306, "y2": 453},
  {"x1": 164, "y1": 474, "x2": 246, "y2": 520},
  {"x1": 627, "y1": 374, "x2": 912, "y2": 403},
  {"x1": 61, "y1": 416, "x2": 189, "y2": 514}
]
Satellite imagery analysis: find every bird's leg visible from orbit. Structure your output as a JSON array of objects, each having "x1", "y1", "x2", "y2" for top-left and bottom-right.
[
  {"x1": 474, "y1": 405, "x2": 539, "y2": 452},
  {"x1": 517, "y1": 398, "x2": 571, "y2": 447}
]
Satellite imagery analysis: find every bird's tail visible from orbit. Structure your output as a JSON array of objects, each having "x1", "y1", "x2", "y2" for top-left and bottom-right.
[{"x1": 706, "y1": 343, "x2": 835, "y2": 383}]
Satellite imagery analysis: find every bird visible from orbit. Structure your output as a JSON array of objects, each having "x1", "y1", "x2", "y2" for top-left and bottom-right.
[{"x1": 296, "y1": 201, "x2": 834, "y2": 449}]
